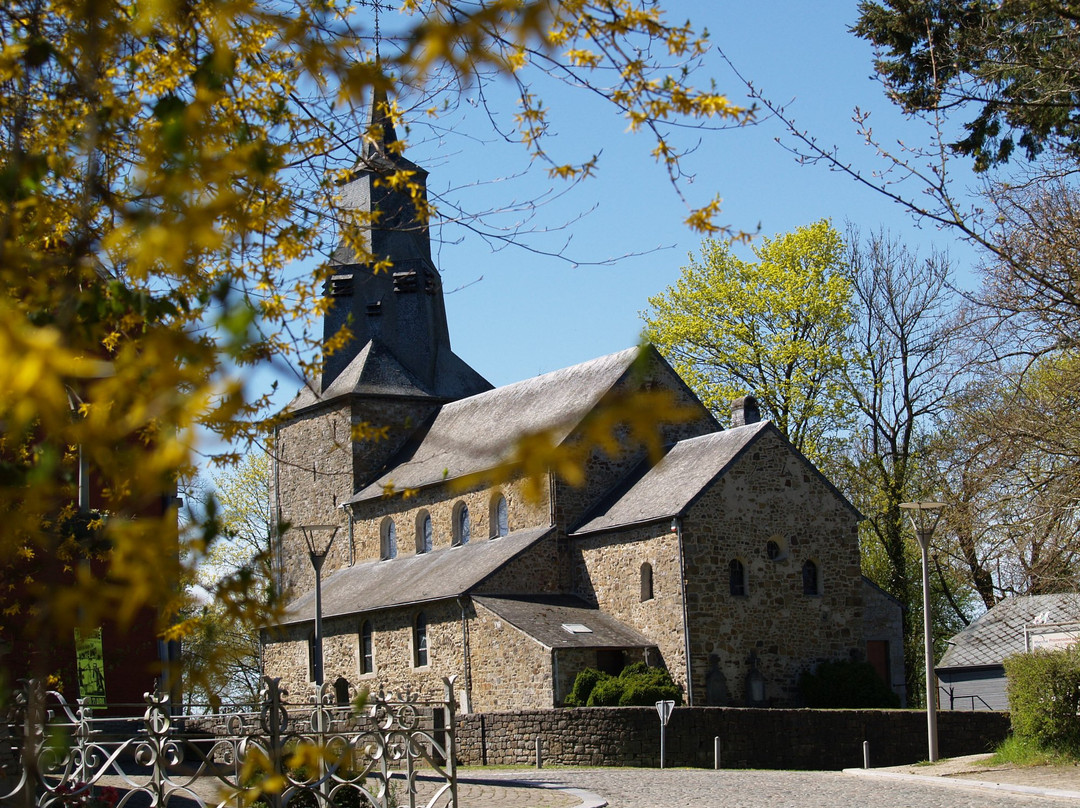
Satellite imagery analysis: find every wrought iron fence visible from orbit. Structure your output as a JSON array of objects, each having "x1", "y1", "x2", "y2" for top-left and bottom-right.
[{"x1": 1, "y1": 676, "x2": 458, "y2": 808}]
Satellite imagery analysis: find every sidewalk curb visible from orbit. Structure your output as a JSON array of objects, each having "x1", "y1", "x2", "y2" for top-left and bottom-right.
[{"x1": 843, "y1": 766, "x2": 1080, "y2": 801}]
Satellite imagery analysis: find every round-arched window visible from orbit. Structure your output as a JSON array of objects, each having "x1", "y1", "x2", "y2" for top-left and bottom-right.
[
  {"x1": 380, "y1": 517, "x2": 397, "y2": 560},
  {"x1": 490, "y1": 493, "x2": 509, "y2": 538},
  {"x1": 453, "y1": 502, "x2": 470, "y2": 546},
  {"x1": 416, "y1": 511, "x2": 433, "y2": 553}
]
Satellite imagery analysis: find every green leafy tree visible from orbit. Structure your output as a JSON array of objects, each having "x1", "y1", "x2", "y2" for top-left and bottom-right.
[
  {"x1": 642, "y1": 220, "x2": 853, "y2": 461},
  {"x1": 180, "y1": 451, "x2": 275, "y2": 709},
  {"x1": 854, "y1": 0, "x2": 1080, "y2": 171},
  {"x1": 0, "y1": 0, "x2": 753, "y2": 687},
  {"x1": 831, "y1": 229, "x2": 964, "y2": 704}
]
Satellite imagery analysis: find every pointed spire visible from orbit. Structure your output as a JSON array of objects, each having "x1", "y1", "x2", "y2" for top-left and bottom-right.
[
  {"x1": 364, "y1": 84, "x2": 399, "y2": 160},
  {"x1": 315, "y1": 87, "x2": 490, "y2": 402}
]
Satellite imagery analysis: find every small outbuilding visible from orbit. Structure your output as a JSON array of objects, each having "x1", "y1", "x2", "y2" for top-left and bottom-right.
[{"x1": 936, "y1": 593, "x2": 1080, "y2": 711}]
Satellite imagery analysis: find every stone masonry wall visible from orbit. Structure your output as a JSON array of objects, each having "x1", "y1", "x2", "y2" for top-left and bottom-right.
[
  {"x1": 273, "y1": 396, "x2": 440, "y2": 598},
  {"x1": 553, "y1": 357, "x2": 716, "y2": 536},
  {"x1": 862, "y1": 579, "x2": 907, "y2": 705},
  {"x1": 262, "y1": 599, "x2": 466, "y2": 706},
  {"x1": 681, "y1": 430, "x2": 863, "y2": 706},
  {"x1": 470, "y1": 528, "x2": 561, "y2": 595},
  {"x1": 455, "y1": 707, "x2": 1010, "y2": 770},
  {"x1": 466, "y1": 601, "x2": 554, "y2": 712},
  {"x1": 349, "y1": 476, "x2": 550, "y2": 566},
  {"x1": 572, "y1": 526, "x2": 687, "y2": 693},
  {"x1": 275, "y1": 403, "x2": 356, "y2": 598}
]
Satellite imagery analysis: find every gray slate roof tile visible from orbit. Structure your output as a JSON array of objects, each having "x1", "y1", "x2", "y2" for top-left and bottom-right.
[
  {"x1": 571, "y1": 423, "x2": 769, "y2": 534},
  {"x1": 472, "y1": 594, "x2": 656, "y2": 650},
  {"x1": 276, "y1": 525, "x2": 553, "y2": 625},
  {"x1": 350, "y1": 347, "x2": 643, "y2": 501},
  {"x1": 937, "y1": 593, "x2": 1080, "y2": 670}
]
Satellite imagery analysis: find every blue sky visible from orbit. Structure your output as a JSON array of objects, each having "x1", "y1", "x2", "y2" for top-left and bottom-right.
[
  {"x1": 263, "y1": 1, "x2": 985, "y2": 405},
  {"x1": 386, "y1": 1, "x2": 985, "y2": 390}
]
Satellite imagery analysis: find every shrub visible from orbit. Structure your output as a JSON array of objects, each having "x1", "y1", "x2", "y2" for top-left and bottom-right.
[
  {"x1": 586, "y1": 676, "x2": 625, "y2": 706},
  {"x1": 798, "y1": 659, "x2": 899, "y2": 708},
  {"x1": 1004, "y1": 648, "x2": 1080, "y2": 754},
  {"x1": 618, "y1": 666, "x2": 682, "y2": 706},
  {"x1": 619, "y1": 661, "x2": 650, "y2": 678},
  {"x1": 564, "y1": 667, "x2": 605, "y2": 707},
  {"x1": 566, "y1": 663, "x2": 683, "y2": 707}
]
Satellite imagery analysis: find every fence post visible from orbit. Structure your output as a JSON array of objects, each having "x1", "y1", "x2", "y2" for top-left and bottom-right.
[
  {"x1": 260, "y1": 676, "x2": 288, "y2": 808},
  {"x1": 443, "y1": 677, "x2": 459, "y2": 808}
]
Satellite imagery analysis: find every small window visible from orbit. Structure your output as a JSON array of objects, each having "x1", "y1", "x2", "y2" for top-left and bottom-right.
[
  {"x1": 334, "y1": 676, "x2": 350, "y2": 706},
  {"x1": 380, "y1": 517, "x2": 397, "y2": 560},
  {"x1": 453, "y1": 502, "x2": 470, "y2": 546},
  {"x1": 416, "y1": 511, "x2": 433, "y2": 553},
  {"x1": 729, "y1": 559, "x2": 746, "y2": 596},
  {"x1": 490, "y1": 494, "x2": 509, "y2": 538},
  {"x1": 414, "y1": 612, "x2": 429, "y2": 667},
  {"x1": 640, "y1": 562, "x2": 654, "y2": 602},
  {"x1": 766, "y1": 535, "x2": 787, "y2": 561},
  {"x1": 360, "y1": 620, "x2": 373, "y2": 674},
  {"x1": 803, "y1": 560, "x2": 820, "y2": 596}
]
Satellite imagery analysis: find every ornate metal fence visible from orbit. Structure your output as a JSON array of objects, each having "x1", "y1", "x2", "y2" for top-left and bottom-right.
[{"x1": 1, "y1": 676, "x2": 458, "y2": 808}]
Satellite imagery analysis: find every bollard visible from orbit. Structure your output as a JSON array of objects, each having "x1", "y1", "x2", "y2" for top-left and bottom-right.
[
  {"x1": 714, "y1": 736, "x2": 721, "y2": 770},
  {"x1": 863, "y1": 740, "x2": 870, "y2": 769},
  {"x1": 536, "y1": 736, "x2": 543, "y2": 769}
]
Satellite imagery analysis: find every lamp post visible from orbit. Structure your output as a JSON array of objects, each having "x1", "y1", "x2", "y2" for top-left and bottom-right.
[
  {"x1": 299, "y1": 524, "x2": 339, "y2": 686},
  {"x1": 899, "y1": 500, "x2": 945, "y2": 762}
]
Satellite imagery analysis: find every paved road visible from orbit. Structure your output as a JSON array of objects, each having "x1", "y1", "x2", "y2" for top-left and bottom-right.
[{"x1": 465, "y1": 768, "x2": 1071, "y2": 808}]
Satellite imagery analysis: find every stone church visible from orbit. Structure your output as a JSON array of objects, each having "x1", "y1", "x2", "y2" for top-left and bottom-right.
[{"x1": 261, "y1": 93, "x2": 881, "y2": 712}]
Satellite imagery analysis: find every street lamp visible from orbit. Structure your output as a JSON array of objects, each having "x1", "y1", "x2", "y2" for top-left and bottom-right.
[
  {"x1": 899, "y1": 500, "x2": 945, "y2": 762},
  {"x1": 299, "y1": 524, "x2": 339, "y2": 686}
]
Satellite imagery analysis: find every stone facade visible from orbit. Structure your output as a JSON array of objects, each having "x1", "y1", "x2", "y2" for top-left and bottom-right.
[
  {"x1": 573, "y1": 526, "x2": 688, "y2": 691},
  {"x1": 678, "y1": 433, "x2": 864, "y2": 706},
  {"x1": 862, "y1": 578, "x2": 907, "y2": 705}
]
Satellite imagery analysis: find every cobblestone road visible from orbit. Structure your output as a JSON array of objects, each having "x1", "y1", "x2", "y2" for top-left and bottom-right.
[{"x1": 467, "y1": 767, "x2": 1072, "y2": 808}]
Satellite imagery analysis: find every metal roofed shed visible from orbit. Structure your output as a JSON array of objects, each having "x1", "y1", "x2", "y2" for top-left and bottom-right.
[{"x1": 936, "y1": 593, "x2": 1080, "y2": 711}]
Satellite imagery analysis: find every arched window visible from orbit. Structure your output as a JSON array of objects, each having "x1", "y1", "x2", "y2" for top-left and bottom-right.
[
  {"x1": 334, "y1": 676, "x2": 350, "y2": 706},
  {"x1": 766, "y1": 535, "x2": 787, "y2": 561},
  {"x1": 415, "y1": 511, "x2": 433, "y2": 554},
  {"x1": 380, "y1": 517, "x2": 397, "y2": 560},
  {"x1": 453, "y1": 502, "x2": 470, "y2": 546},
  {"x1": 802, "y1": 560, "x2": 820, "y2": 595},
  {"x1": 640, "y1": 562, "x2": 654, "y2": 601},
  {"x1": 414, "y1": 612, "x2": 429, "y2": 667},
  {"x1": 359, "y1": 620, "x2": 373, "y2": 675},
  {"x1": 729, "y1": 559, "x2": 747, "y2": 596},
  {"x1": 490, "y1": 494, "x2": 509, "y2": 538}
]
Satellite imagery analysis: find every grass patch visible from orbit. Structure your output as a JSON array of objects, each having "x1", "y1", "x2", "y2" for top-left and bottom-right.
[{"x1": 989, "y1": 735, "x2": 1080, "y2": 767}]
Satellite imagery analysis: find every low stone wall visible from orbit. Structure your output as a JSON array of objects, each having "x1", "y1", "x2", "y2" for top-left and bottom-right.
[{"x1": 456, "y1": 707, "x2": 1010, "y2": 770}]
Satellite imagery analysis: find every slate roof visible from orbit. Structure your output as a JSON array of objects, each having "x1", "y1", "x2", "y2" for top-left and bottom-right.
[
  {"x1": 288, "y1": 339, "x2": 491, "y2": 412},
  {"x1": 275, "y1": 526, "x2": 553, "y2": 626},
  {"x1": 937, "y1": 593, "x2": 1080, "y2": 670},
  {"x1": 472, "y1": 594, "x2": 656, "y2": 650},
  {"x1": 350, "y1": 347, "x2": 645, "y2": 502},
  {"x1": 571, "y1": 422, "x2": 770, "y2": 534}
]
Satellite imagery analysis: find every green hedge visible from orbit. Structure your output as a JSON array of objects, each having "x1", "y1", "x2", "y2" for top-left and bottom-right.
[
  {"x1": 1004, "y1": 648, "x2": 1080, "y2": 754},
  {"x1": 563, "y1": 663, "x2": 682, "y2": 707},
  {"x1": 798, "y1": 659, "x2": 900, "y2": 708}
]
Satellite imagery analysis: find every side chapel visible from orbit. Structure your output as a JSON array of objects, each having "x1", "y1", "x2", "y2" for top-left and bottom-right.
[{"x1": 261, "y1": 93, "x2": 875, "y2": 711}]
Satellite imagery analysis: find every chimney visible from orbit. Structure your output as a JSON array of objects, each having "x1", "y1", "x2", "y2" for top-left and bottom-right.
[{"x1": 730, "y1": 395, "x2": 760, "y2": 427}]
